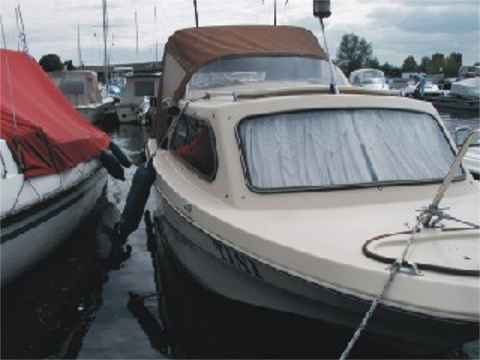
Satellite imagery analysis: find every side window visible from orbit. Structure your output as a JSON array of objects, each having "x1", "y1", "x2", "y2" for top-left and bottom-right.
[{"x1": 170, "y1": 115, "x2": 217, "y2": 181}]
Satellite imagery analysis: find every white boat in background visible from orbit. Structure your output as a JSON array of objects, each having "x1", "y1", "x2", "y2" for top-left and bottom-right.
[
  {"x1": 146, "y1": 25, "x2": 479, "y2": 356},
  {"x1": 403, "y1": 79, "x2": 442, "y2": 97},
  {"x1": 349, "y1": 68, "x2": 389, "y2": 91},
  {"x1": 450, "y1": 77, "x2": 480, "y2": 98},
  {"x1": 429, "y1": 78, "x2": 479, "y2": 112},
  {"x1": 116, "y1": 72, "x2": 161, "y2": 124},
  {"x1": 49, "y1": 70, "x2": 116, "y2": 124},
  {"x1": 458, "y1": 65, "x2": 480, "y2": 79}
]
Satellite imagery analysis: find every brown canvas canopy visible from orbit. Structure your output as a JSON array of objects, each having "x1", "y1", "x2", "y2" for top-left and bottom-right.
[{"x1": 161, "y1": 25, "x2": 328, "y2": 101}]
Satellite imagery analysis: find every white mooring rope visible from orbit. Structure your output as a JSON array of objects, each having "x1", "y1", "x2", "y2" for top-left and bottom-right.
[
  {"x1": 340, "y1": 129, "x2": 479, "y2": 359},
  {"x1": 339, "y1": 220, "x2": 421, "y2": 360}
]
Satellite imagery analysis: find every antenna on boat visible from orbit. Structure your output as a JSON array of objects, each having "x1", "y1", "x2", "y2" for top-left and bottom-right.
[
  {"x1": 313, "y1": 0, "x2": 338, "y2": 94},
  {"x1": 193, "y1": 0, "x2": 199, "y2": 28},
  {"x1": 15, "y1": 4, "x2": 29, "y2": 54},
  {"x1": 153, "y1": 5, "x2": 159, "y2": 62},
  {"x1": 77, "y1": 24, "x2": 84, "y2": 68},
  {"x1": 0, "y1": 15, "x2": 7, "y2": 49}
]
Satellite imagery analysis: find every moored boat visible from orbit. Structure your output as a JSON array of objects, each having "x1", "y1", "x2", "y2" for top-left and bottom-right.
[
  {"x1": 146, "y1": 25, "x2": 479, "y2": 355},
  {"x1": 349, "y1": 68, "x2": 389, "y2": 91},
  {"x1": 116, "y1": 72, "x2": 161, "y2": 124},
  {"x1": 49, "y1": 70, "x2": 116, "y2": 124},
  {"x1": 431, "y1": 77, "x2": 480, "y2": 112},
  {"x1": 0, "y1": 50, "x2": 110, "y2": 285}
]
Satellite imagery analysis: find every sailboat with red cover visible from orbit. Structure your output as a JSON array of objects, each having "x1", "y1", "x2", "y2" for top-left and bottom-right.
[{"x1": 0, "y1": 50, "x2": 110, "y2": 285}]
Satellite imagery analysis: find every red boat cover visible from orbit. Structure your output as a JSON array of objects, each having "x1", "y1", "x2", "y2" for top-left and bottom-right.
[{"x1": 0, "y1": 50, "x2": 110, "y2": 178}]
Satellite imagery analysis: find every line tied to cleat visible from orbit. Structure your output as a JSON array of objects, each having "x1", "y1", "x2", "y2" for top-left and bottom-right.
[{"x1": 339, "y1": 129, "x2": 480, "y2": 360}]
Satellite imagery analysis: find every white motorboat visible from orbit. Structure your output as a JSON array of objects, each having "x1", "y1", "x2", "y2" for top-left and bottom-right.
[
  {"x1": 49, "y1": 70, "x2": 116, "y2": 124},
  {"x1": 0, "y1": 50, "x2": 110, "y2": 285},
  {"x1": 147, "y1": 25, "x2": 479, "y2": 355},
  {"x1": 349, "y1": 68, "x2": 389, "y2": 91},
  {"x1": 116, "y1": 73, "x2": 161, "y2": 124},
  {"x1": 429, "y1": 78, "x2": 479, "y2": 112}
]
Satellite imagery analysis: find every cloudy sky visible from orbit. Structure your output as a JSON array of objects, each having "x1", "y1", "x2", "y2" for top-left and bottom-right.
[{"x1": 1, "y1": 0, "x2": 479, "y2": 67}]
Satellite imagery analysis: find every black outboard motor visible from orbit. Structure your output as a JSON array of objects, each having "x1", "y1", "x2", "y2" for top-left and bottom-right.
[{"x1": 115, "y1": 159, "x2": 156, "y2": 243}]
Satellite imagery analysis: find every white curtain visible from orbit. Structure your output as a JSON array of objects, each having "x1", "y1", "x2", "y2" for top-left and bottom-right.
[{"x1": 239, "y1": 109, "x2": 458, "y2": 189}]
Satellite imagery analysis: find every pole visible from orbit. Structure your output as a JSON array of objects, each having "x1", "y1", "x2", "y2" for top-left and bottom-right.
[
  {"x1": 319, "y1": 18, "x2": 338, "y2": 94},
  {"x1": 77, "y1": 24, "x2": 84, "y2": 68},
  {"x1": 0, "y1": 15, "x2": 7, "y2": 49},
  {"x1": 274, "y1": 0, "x2": 277, "y2": 26},
  {"x1": 103, "y1": 0, "x2": 109, "y2": 91},
  {"x1": 193, "y1": 0, "x2": 199, "y2": 28},
  {"x1": 135, "y1": 10, "x2": 139, "y2": 56}
]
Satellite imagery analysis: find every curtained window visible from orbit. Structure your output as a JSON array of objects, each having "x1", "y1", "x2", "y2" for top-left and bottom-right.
[{"x1": 238, "y1": 109, "x2": 461, "y2": 191}]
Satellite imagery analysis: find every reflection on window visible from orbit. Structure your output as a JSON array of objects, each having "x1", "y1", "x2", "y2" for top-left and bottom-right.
[
  {"x1": 134, "y1": 81, "x2": 155, "y2": 96},
  {"x1": 239, "y1": 109, "x2": 460, "y2": 191},
  {"x1": 187, "y1": 56, "x2": 348, "y2": 92},
  {"x1": 171, "y1": 116, "x2": 217, "y2": 180}
]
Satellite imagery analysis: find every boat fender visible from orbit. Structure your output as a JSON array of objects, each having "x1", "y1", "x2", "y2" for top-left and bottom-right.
[
  {"x1": 99, "y1": 151, "x2": 125, "y2": 181},
  {"x1": 116, "y1": 159, "x2": 156, "y2": 242},
  {"x1": 109, "y1": 141, "x2": 132, "y2": 168}
]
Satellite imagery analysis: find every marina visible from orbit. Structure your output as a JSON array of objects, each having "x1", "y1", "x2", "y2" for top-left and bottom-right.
[{"x1": 1, "y1": 0, "x2": 480, "y2": 359}]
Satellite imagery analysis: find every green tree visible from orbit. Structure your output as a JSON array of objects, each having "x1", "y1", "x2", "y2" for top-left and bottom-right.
[
  {"x1": 366, "y1": 57, "x2": 380, "y2": 69},
  {"x1": 380, "y1": 62, "x2": 401, "y2": 78},
  {"x1": 418, "y1": 56, "x2": 432, "y2": 74},
  {"x1": 38, "y1": 54, "x2": 64, "y2": 72},
  {"x1": 444, "y1": 52, "x2": 462, "y2": 77},
  {"x1": 402, "y1": 55, "x2": 418, "y2": 72},
  {"x1": 431, "y1": 53, "x2": 445, "y2": 74},
  {"x1": 335, "y1": 33, "x2": 374, "y2": 75}
]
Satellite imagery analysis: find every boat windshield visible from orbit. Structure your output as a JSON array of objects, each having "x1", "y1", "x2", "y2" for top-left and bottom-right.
[
  {"x1": 186, "y1": 56, "x2": 348, "y2": 94},
  {"x1": 238, "y1": 109, "x2": 462, "y2": 192}
]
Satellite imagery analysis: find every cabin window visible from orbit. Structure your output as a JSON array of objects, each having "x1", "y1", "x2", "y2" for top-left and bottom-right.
[
  {"x1": 238, "y1": 109, "x2": 462, "y2": 192},
  {"x1": 170, "y1": 115, "x2": 217, "y2": 181},
  {"x1": 59, "y1": 80, "x2": 85, "y2": 95},
  {"x1": 134, "y1": 81, "x2": 155, "y2": 96}
]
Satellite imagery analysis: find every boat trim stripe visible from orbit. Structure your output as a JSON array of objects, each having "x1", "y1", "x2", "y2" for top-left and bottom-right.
[
  {"x1": 1, "y1": 166, "x2": 102, "y2": 228},
  {"x1": 1, "y1": 192, "x2": 86, "y2": 244},
  {"x1": 1, "y1": 169, "x2": 103, "y2": 244}
]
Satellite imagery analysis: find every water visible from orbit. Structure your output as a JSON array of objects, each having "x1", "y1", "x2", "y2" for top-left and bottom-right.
[{"x1": 1, "y1": 110, "x2": 479, "y2": 359}]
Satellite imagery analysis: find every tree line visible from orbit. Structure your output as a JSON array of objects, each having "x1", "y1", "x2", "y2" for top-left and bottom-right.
[{"x1": 335, "y1": 33, "x2": 464, "y2": 78}]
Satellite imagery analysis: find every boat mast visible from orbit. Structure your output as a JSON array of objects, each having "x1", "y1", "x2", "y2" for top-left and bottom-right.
[
  {"x1": 15, "y1": 5, "x2": 29, "y2": 53},
  {"x1": 193, "y1": 0, "x2": 199, "y2": 28},
  {"x1": 0, "y1": 15, "x2": 7, "y2": 49},
  {"x1": 154, "y1": 5, "x2": 159, "y2": 62},
  {"x1": 135, "y1": 10, "x2": 139, "y2": 57},
  {"x1": 77, "y1": 24, "x2": 84, "y2": 68},
  {"x1": 274, "y1": 0, "x2": 277, "y2": 26},
  {"x1": 102, "y1": 0, "x2": 109, "y2": 91}
]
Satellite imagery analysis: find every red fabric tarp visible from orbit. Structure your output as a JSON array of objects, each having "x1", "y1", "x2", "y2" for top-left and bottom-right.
[{"x1": 0, "y1": 50, "x2": 110, "y2": 178}]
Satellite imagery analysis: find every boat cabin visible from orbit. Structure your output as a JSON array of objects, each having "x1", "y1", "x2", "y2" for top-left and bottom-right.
[
  {"x1": 123, "y1": 72, "x2": 162, "y2": 104},
  {"x1": 349, "y1": 68, "x2": 389, "y2": 91},
  {"x1": 49, "y1": 70, "x2": 103, "y2": 107}
]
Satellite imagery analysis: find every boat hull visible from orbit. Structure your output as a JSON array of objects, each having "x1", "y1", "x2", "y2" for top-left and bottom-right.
[
  {"x1": 0, "y1": 167, "x2": 107, "y2": 285},
  {"x1": 152, "y1": 187, "x2": 478, "y2": 356}
]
